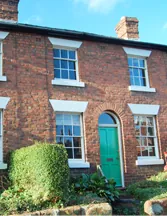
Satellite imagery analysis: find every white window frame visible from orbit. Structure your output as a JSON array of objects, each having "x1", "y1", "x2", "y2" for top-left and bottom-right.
[
  {"x1": 123, "y1": 47, "x2": 156, "y2": 92},
  {"x1": 0, "y1": 31, "x2": 9, "y2": 82},
  {"x1": 134, "y1": 115, "x2": 159, "y2": 158},
  {"x1": 56, "y1": 112, "x2": 87, "y2": 163},
  {"x1": 49, "y1": 37, "x2": 85, "y2": 87},
  {"x1": 0, "y1": 96, "x2": 10, "y2": 169},
  {"x1": 50, "y1": 99, "x2": 89, "y2": 168},
  {"x1": 128, "y1": 103, "x2": 164, "y2": 166}
]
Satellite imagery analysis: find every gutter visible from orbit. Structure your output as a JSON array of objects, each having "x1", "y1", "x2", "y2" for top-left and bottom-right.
[{"x1": 0, "y1": 22, "x2": 167, "y2": 52}]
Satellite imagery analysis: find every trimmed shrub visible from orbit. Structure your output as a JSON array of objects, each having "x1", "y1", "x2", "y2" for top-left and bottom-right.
[{"x1": 8, "y1": 142, "x2": 70, "y2": 204}]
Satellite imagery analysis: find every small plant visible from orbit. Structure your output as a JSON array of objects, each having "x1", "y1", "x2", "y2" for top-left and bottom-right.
[{"x1": 73, "y1": 172, "x2": 119, "y2": 202}]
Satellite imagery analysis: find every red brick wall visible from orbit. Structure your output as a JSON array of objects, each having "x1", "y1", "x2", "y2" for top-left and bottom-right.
[{"x1": 2, "y1": 31, "x2": 166, "y2": 186}]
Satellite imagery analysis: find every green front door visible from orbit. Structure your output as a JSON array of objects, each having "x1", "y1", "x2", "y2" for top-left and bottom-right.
[{"x1": 99, "y1": 127, "x2": 122, "y2": 186}]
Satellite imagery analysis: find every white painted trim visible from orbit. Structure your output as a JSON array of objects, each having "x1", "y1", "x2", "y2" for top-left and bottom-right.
[
  {"x1": 0, "y1": 31, "x2": 9, "y2": 40},
  {"x1": 0, "y1": 76, "x2": 7, "y2": 82},
  {"x1": 136, "y1": 159, "x2": 164, "y2": 166},
  {"x1": 0, "y1": 163, "x2": 7, "y2": 169},
  {"x1": 48, "y1": 37, "x2": 82, "y2": 49},
  {"x1": 0, "y1": 19, "x2": 17, "y2": 24},
  {"x1": 0, "y1": 97, "x2": 10, "y2": 109},
  {"x1": 123, "y1": 47, "x2": 151, "y2": 57},
  {"x1": 129, "y1": 86, "x2": 156, "y2": 92},
  {"x1": 68, "y1": 160, "x2": 90, "y2": 168},
  {"x1": 128, "y1": 104, "x2": 160, "y2": 115},
  {"x1": 98, "y1": 111, "x2": 125, "y2": 187},
  {"x1": 50, "y1": 99, "x2": 88, "y2": 113},
  {"x1": 52, "y1": 79, "x2": 85, "y2": 87}
]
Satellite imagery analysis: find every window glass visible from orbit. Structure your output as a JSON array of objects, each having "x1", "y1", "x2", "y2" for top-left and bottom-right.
[
  {"x1": 56, "y1": 113, "x2": 82, "y2": 159},
  {"x1": 98, "y1": 113, "x2": 116, "y2": 125},
  {"x1": 134, "y1": 116, "x2": 157, "y2": 158},
  {"x1": 128, "y1": 57, "x2": 146, "y2": 87},
  {"x1": 53, "y1": 48, "x2": 77, "y2": 80}
]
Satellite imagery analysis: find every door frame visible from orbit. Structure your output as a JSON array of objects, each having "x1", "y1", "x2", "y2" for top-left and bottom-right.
[{"x1": 99, "y1": 111, "x2": 125, "y2": 187}]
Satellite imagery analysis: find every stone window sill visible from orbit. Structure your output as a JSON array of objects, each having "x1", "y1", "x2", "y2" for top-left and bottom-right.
[
  {"x1": 0, "y1": 76, "x2": 7, "y2": 82},
  {"x1": 68, "y1": 160, "x2": 90, "y2": 168},
  {"x1": 0, "y1": 163, "x2": 7, "y2": 169},
  {"x1": 129, "y1": 86, "x2": 156, "y2": 92},
  {"x1": 52, "y1": 79, "x2": 85, "y2": 87},
  {"x1": 136, "y1": 159, "x2": 164, "y2": 166}
]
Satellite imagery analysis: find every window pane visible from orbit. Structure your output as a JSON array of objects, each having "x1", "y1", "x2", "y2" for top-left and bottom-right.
[
  {"x1": 134, "y1": 116, "x2": 140, "y2": 125},
  {"x1": 74, "y1": 148, "x2": 82, "y2": 159},
  {"x1": 73, "y1": 126, "x2": 81, "y2": 136},
  {"x1": 69, "y1": 70, "x2": 76, "y2": 80},
  {"x1": 69, "y1": 61, "x2": 75, "y2": 70},
  {"x1": 64, "y1": 114, "x2": 72, "y2": 125},
  {"x1": 64, "y1": 137, "x2": 72, "y2": 147},
  {"x1": 133, "y1": 68, "x2": 139, "y2": 76},
  {"x1": 140, "y1": 77, "x2": 146, "y2": 86},
  {"x1": 56, "y1": 125, "x2": 63, "y2": 135},
  {"x1": 61, "y1": 50, "x2": 68, "y2": 58},
  {"x1": 66, "y1": 148, "x2": 73, "y2": 158},
  {"x1": 148, "y1": 127, "x2": 154, "y2": 136},
  {"x1": 62, "y1": 70, "x2": 68, "y2": 79},
  {"x1": 54, "y1": 69, "x2": 60, "y2": 78},
  {"x1": 64, "y1": 125, "x2": 72, "y2": 136},
  {"x1": 140, "y1": 116, "x2": 147, "y2": 126},
  {"x1": 72, "y1": 115, "x2": 80, "y2": 125},
  {"x1": 141, "y1": 127, "x2": 147, "y2": 136},
  {"x1": 147, "y1": 117, "x2": 154, "y2": 126},
  {"x1": 53, "y1": 49, "x2": 60, "y2": 58},
  {"x1": 56, "y1": 137, "x2": 64, "y2": 144},
  {"x1": 149, "y1": 147, "x2": 155, "y2": 156},
  {"x1": 69, "y1": 51, "x2": 75, "y2": 59},
  {"x1": 130, "y1": 76, "x2": 134, "y2": 85},
  {"x1": 56, "y1": 114, "x2": 63, "y2": 125},
  {"x1": 148, "y1": 138, "x2": 154, "y2": 146},
  {"x1": 128, "y1": 58, "x2": 133, "y2": 66},
  {"x1": 98, "y1": 113, "x2": 116, "y2": 125},
  {"x1": 141, "y1": 138, "x2": 147, "y2": 147},
  {"x1": 137, "y1": 147, "x2": 141, "y2": 156},
  {"x1": 133, "y1": 58, "x2": 139, "y2": 67},
  {"x1": 61, "y1": 60, "x2": 68, "y2": 69},
  {"x1": 141, "y1": 147, "x2": 149, "y2": 156},
  {"x1": 139, "y1": 59, "x2": 145, "y2": 67},
  {"x1": 136, "y1": 137, "x2": 140, "y2": 146},
  {"x1": 139, "y1": 69, "x2": 145, "y2": 77},
  {"x1": 129, "y1": 68, "x2": 133, "y2": 76},
  {"x1": 135, "y1": 126, "x2": 140, "y2": 136},
  {"x1": 134, "y1": 77, "x2": 140, "y2": 86},
  {"x1": 54, "y1": 60, "x2": 60, "y2": 68},
  {"x1": 73, "y1": 137, "x2": 81, "y2": 147}
]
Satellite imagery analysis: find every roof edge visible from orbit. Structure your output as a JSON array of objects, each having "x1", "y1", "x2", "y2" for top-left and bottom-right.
[{"x1": 0, "y1": 22, "x2": 167, "y2": 52}]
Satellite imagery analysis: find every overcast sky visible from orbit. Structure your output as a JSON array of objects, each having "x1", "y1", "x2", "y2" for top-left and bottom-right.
[{"x1": 18, "y1": 0, "x2": 167, "y2": 45}]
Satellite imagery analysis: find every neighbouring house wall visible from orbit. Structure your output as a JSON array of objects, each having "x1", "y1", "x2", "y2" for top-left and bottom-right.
[{"x1": 1, "y1": 31, "x2": 167, "y2": 185}]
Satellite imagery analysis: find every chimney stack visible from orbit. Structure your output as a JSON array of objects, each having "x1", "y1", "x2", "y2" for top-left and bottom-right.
[
  {"x1": 0, "y1": 0, "x2": 20, "y2": 22},
  {"x1": 115, "y1": 16, "x2": 139, "y2": 40}
]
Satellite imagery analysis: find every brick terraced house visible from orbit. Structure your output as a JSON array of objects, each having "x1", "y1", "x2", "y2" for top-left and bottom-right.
[{"x1": 0, "y1": 0, "x2": 167, "y2": 187}]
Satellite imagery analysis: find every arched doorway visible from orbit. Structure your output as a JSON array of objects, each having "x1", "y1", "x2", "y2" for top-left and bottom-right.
[{"x1": 98, "y1": 111, "x2": 124, "y2": 187}]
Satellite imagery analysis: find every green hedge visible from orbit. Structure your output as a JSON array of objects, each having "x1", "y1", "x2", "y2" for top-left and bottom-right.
[{"x1": 9, "y1": 142, "x2": 70, "y2": 204}]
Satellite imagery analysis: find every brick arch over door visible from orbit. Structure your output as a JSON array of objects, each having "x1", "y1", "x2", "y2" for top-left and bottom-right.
[{"x1": 93, "y1": 102, "x2": 127, "y2": 172}]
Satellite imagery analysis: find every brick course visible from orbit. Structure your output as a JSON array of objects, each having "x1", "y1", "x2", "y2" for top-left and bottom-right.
[{"x1": 1, "y1": 31, "x2": 166, "y2": 186}]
